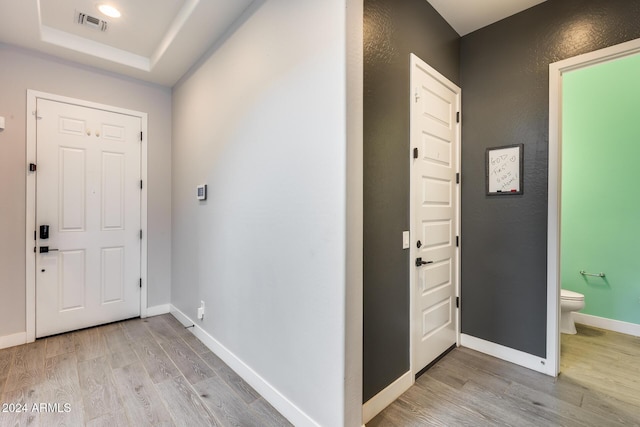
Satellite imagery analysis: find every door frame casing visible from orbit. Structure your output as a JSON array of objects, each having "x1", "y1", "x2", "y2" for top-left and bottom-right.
[
  {"x1": 548, "y1": 37, "x2": 640, "y2": 376},
  {"x1": 409, "y1": 53, "x2": 461, "y2": 376},
  {"x1": 25, "y1": 90, "x2": 148, "y2": 342}
]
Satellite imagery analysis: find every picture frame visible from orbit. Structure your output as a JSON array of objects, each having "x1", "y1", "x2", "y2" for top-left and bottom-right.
[{"x1": 486, "y1": 144, "x2": 523, "y2": 196}]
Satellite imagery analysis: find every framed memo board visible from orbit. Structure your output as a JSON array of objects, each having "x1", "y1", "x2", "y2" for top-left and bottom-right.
[{"x1": 486, "y1": 144, "x2": 523, "y2": 195}]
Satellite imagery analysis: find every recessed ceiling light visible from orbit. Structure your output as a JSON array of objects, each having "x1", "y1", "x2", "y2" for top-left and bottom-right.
[{"x1": 98, "y1": 5, "x2": 121, "y2": 18}]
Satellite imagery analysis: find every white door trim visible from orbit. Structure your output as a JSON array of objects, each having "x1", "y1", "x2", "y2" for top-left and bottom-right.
[
  {"x1": 548, "y1": 37, "x2": 640, "y2": 376},
  {"x1": 409, "y1": 53, "x2": 461, "y2": 376},
  {"x1": 25, "y1": 90, "x2": 148, "y2": 342}
]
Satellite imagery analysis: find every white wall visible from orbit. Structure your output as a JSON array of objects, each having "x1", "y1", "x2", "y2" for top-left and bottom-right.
[
  {"x1": 0, "y1": 44, "x2": 172, "y2": 338},
  {"x1": 171, "y1": 0, "x2": 362, "y2": 425}
]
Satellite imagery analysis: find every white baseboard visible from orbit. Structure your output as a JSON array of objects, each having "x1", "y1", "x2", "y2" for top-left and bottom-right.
[
  {"x1": 0, "y1": 331, "x2": 27, "y2": 350},
  {"x1": 573, "y1": 313, "x2": 640, "y2": 337},
  {"x1": 362, "y1": 370, "x2": 412, "y2": 424},
  {"x1": 144, "y1": 304, "x2": 171, "y2": 317},
  {"x1": 168, "y1": 306, "x2": 193, "y2": 328},
  {"x1": 169, "y1": 305, "x2": 319, "y2": 427},
  {"x1": 461, "y1": 334, "x2": 554, "y2": 376}
]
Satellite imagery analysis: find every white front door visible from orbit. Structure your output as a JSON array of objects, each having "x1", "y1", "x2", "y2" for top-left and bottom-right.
[
  {"x1": 35, "y1": 98, "x2": 142, "y2": 338},
  {"x1": 410, "y1": 54, "x2": 460, "y2": 373}
]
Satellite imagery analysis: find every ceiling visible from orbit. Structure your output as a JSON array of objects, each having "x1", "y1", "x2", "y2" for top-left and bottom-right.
[
  {"x1": 0, "y1": 0, "x2": 255, "y2": 86},
  {"x1": 0, "y1": 0, "x2": 548, "y2": 87},
  {"x1": 427, "y1": 0, "x2": 548, "y2": 36}
]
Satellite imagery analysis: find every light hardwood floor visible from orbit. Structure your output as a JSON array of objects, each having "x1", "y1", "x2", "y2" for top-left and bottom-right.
[
  {"x1": 0, "y1": 314, "x2": 292, "y2": 427},
  {"x1": 369, "y1": 324, "x2": 640, "y2": 426}
]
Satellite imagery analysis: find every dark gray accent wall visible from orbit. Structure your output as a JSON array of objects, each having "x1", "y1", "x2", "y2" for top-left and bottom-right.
[
  {"x1": 363, "y1": 0, "x2": 459, "y2": 402},
  {"x1": 460, "y1": 0, "x2": 640, "y2": 357}
]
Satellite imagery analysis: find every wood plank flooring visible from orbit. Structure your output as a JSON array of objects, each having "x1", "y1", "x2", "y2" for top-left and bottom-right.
[
  {"x1": 0, "y1": 314, "x2": 292, "y2": 427},
  {"x1": 3, "y1": 319, "x2": 638, "y2": 426},
  {"x1": 368, "y1": 323, "x2": 640, "y2": 426}
]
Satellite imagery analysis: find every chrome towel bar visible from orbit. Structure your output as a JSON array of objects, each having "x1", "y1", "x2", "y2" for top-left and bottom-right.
[{"x1": 580, "y1": 270, "x2": 605, "y2": 278}]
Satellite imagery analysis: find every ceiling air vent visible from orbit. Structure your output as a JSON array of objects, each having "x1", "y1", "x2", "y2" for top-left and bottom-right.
[{"x1": 76, "y1": 11, "x2": 108, "y2": 32}]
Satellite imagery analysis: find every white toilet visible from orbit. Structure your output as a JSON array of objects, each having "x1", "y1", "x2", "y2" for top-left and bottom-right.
[{"x1": 560, "y1": 289, "x2": 585, "y2": 334}]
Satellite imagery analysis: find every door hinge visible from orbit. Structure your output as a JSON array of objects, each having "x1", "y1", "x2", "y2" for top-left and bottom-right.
[
  {"x1": 34, "y1": 230, "x2": 36, "y2": 240},
  {"x1": 29, "y1": 163, "x2": 37, "y2": 172},
  {"x1": 140, "y1": 180, "x2": 143, "y2": 189},
  {"x1": 456, "y1": 296, "x2": 460, "y2": 308},
  {"x1": 140, "y1": 131, "x2": 143, "y2": 141},
  {"x1": 413, "y1": 147, "x2": 419, "y2": 159},
  {"x1": 140, "y1": 229, "x2": 143, "y2": 239},
  {"x1": 34, "y1": 246, "x2": 36, "y2": 253},
  {"x1": 456, "y1": 236, "x2": 459, "y2": 247},
  {"x1": 139, "y1": 278, "x2": 142, "y2": 288},
  {"x1": 456, "y1": 173, "x2": 460, "y2": 184},
  {"x1": 456, "y1": 112, "x2": 460, "y2": 123}
]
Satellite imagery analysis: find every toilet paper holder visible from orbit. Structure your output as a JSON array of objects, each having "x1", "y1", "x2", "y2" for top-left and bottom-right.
[{"x1": 579, "y1": 270, "x2": 605, "y2": 278}]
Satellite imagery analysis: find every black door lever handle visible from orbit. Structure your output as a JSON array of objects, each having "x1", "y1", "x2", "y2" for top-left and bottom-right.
[{"x1": 415, "y1": 257, "x2": 433, "y2": 267}]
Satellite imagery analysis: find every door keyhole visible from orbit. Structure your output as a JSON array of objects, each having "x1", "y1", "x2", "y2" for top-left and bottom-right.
[{"x1": 416, "y1": 240, "x2": 422, "y2": 248}]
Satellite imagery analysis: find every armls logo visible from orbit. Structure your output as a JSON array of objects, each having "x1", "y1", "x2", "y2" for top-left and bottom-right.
[
  {"x1": 31, "y1": 403, "x2": 72, "y2": 413},
  {"x1": 2, "y1": 402, "x2": 72, "y2": 413}
]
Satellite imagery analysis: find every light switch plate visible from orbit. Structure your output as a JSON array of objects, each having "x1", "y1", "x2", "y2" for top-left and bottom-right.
[{"x1": 402, "y1": 231, "x2": 410, "y2": 249}]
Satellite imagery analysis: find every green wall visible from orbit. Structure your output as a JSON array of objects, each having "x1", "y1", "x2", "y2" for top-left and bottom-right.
[{"x1": 562, "y1": 53, "x2": 640, "y2": 325}]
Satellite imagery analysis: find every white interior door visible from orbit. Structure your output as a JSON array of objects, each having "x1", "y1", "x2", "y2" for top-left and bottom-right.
[
  {"x1": 35, "y1": 98, "x2": 142, "y2": 338},
  {"x1": 410, "y1": 54, "x2": 460, "y2": 373}
]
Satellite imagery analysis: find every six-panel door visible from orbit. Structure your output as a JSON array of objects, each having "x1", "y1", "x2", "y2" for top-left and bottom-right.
[{"x1": 35, "y1": 99, "x2": 141, "y2": 338}]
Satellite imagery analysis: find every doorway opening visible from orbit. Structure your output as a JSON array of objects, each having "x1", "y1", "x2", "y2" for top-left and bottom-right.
[{"x1": 548, "y1": 37, "x2": 640, "y2": 375}]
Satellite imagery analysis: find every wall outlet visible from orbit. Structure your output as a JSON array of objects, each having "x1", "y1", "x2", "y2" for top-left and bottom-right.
[{"x1": 197, "y1": 300, "x2": 205, "y2": 320}]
